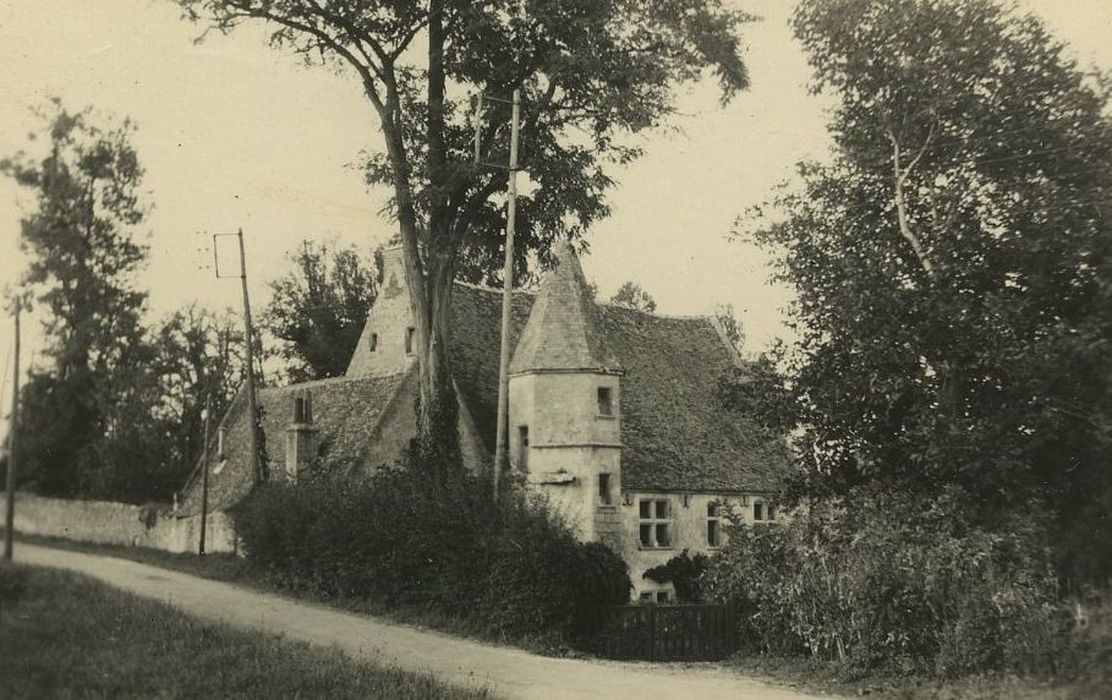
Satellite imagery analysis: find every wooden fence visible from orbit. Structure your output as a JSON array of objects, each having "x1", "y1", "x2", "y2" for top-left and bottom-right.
[{"x1": 582, "y1": 604, "x2": 739, "y2": 661}]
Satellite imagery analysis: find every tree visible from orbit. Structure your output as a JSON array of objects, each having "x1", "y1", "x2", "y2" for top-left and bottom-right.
[
  {"x1": 263, "y1": 241, "x2": 378, "y2": 382},
  {"x1": 146, "y1": 307, "x2": 246, "y2": 495},
  {"x1": 174, "y1": 0, "x2": 753, "y2": 466},
  {"x1": 739, "y1": 0, "x2": 1112, "y2": 581},
  {"x1": 1, "y1": 102, "x2": 151, "y2": 498},
  {"x1": 608, "y1": 281, "x2": 656, "y2": 313}
]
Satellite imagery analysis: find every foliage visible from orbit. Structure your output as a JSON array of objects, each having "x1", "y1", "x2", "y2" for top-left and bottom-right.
[
  {"x1": 0, "y1": 564, "x2": 490, "y2": 699},
  {"x1": 703, "y1": 488, "x2": 1076, "y2": 678},
  {"x1": 263, "y1": 241, "x2": 379, "y2": 381},
  {"x1": 1, "y1": 102, "x2": 152, "y2": 499},
  {"x1": 642, "y1": 550, "x2": 711, "y2": 602},
  {"x1": 713, "y1": 303, "x2": 744, "y2": 355},
  {"x1": 232, "y1": 456, "x2": 630, "y2": 643},
  {"x1": 735, "y1": 0, "x2": 1112, "y2": 583},
  {"x1": 174, "y1": 0, "x2": 754, "y2": 450},
  {"x1": 609, "y1": 281, "x2": 657, "y2": 313}
]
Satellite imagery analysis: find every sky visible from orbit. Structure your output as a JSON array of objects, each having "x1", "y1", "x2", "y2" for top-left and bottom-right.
[{"x1": 0, "y1": 0, "x2": 1111, "y2": 408}]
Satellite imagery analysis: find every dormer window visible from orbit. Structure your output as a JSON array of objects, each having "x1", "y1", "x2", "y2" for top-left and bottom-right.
[
  {"x1": 368, "y1": 332, "x2": 378, "y2": 351},
  {"x1": 597, "y1": 386, "x2": 613, "y2": 416},
  {"x1": 405, "y1": 327, "x2": 415, "y2": 354}
]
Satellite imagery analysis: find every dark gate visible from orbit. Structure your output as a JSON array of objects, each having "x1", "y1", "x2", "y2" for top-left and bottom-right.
[{"x1": 583, "y1": 604, "x2": 739, "y2": 661}]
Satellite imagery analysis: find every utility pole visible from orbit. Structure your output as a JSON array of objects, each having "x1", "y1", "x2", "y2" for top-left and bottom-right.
[
  {"x1": 4, "y1": 298, "x2": 21, "y2": 561},
  {"x1": 213, "y1": 229, "x2": 264, "y2": 484},
  {"x1": 199, "y1": 393, "x2": 211, "y2": 556},
  {"x1": 490, "y1": 88, "x2": 522, "y2": 502}
]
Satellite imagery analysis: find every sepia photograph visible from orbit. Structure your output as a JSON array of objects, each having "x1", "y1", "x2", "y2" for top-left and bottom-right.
[{"x1": 1, "y1": 1, "x2": 1110, "y2": 697}]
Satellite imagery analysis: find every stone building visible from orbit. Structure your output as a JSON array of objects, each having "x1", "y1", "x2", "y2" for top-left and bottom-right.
[{"x1": 177, "y1": 242, "x2": 788, "y2": 600}]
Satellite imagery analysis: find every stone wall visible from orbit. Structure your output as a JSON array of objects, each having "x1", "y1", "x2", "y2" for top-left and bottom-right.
[{"x1": 1, "y1": 492, "x2": 237, "y2": 554}]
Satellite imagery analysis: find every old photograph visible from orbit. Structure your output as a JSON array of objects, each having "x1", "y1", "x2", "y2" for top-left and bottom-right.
[{"x1": 1, "y1": 1, "x2": 1110, "y2": 697}]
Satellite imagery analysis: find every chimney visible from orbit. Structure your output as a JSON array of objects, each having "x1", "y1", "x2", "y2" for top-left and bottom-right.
[{"x1": 284, "y1": 391, "x2": 319, "y2": 482}]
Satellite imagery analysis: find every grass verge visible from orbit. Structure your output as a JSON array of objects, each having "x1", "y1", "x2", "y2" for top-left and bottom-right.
[
  {"x1": 723, "y1": 653, "x2": 1106, "y2": 699},
  {"x1": 0, "y1": 560, "x2": 492, "y2": 700},
  {"x1": 11, "y1": 532, "x2": 571, "y2": 655}
]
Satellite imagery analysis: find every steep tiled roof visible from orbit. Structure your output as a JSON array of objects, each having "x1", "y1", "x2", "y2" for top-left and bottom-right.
[
  {"x1": 598, "y1": 306, "x2": 788, "y2": 492},
  {"x1": 509, "y1": 241, "x2": 619, "y2": 374},
  {"x1": 448, "y1": 284, "x2": 788, "y2": 492},
  {"x1": 177, "y1": 372, "x2": 408, "y2": 516}
]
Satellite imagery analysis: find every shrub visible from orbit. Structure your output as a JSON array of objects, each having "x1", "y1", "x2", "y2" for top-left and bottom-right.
[
  {"x1": 703, "y1": 487, "x2": 1074, "y2": 677},
  {"x1": 231, "y1": 458, "x2": 630, "y2": 644},
  {"x1": 643, "y1": 550, "x2": 712, "y2": 602}
]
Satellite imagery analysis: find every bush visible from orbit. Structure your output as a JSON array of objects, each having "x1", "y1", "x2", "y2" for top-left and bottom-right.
[
  {"x1": 703, "y1": 487, "x2": 1075, "y2": 677},
  {"x1": 643, "y1": 550, "x2": 712, "y2": 602},
  {"x1": 231, "y1": 459, "x2": 630, "y2": 644}
]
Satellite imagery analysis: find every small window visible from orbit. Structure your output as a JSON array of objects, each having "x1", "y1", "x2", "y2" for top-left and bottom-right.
[
  {"x1": 707, "y1": 502, "x2": 722, "y2": 548},
  {"x1": 638, "y1": 498, "x2": 673, "y2": 548},
  {"x1": 639, "y1": 592, "x2": 654, "y2": 602},
  {"x1": 368, "y1": 332, "x2": 378, "y2": 351},
  {"x1": 598, "y1": 473, "x2": 612, "y2": 505},
  {"x1": 753, "y1": 501, "x2": 765, "y2": 522},
  {"x1": 656, "y1": 591, "x2": 670, "y2": 603},
  {"x1": 768, "y1": 504, "x2": 778, "y2": 521},
  {"x1": 292, "y1": 396, "x2": 307, "y2": 423},
  {"x1": 518, "y1": 425, "x2": 529, "y2": 469},
  {"x1": 597, "y1": 387, "x2": 613, "y2": 416},
  {"x1": 404, "y1": 327, "x2": 416, "y2": 354}
]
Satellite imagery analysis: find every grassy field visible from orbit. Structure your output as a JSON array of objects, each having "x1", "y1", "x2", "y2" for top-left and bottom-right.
[{"x1": 0, "y1": 561, "x2": 492, "y2": 700}]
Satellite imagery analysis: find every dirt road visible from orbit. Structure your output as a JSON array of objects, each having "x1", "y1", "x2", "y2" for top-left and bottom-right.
[{"x1": 17, "y1": 544, "x2": 833, "y2": 699}]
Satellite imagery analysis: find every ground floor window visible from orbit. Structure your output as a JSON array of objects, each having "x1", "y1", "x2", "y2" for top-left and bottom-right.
[
  {"x1": 638, "y1": 590, "x2": 671, "y2": 603},
  {"x1": 638, "y1": 498, "x2": 672, "y2": 548}
]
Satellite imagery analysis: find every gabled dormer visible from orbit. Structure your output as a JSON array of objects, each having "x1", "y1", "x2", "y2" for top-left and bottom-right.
[{"x1": 346, "y1": 246, "x2": 418, "y2": 378}]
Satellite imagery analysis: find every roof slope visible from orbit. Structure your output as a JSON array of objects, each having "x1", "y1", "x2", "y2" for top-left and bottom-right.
[
  {"x1": 598, "y1": 306, "x2": 788, "y2": 492},
  {"x1": 509, "y1": 242, "x2": 619, "y2": 374},
  {"x1": 448, "y1": 284, "x2": 787, "y2": 492},
  {"x1": 177, "y1": 372, "x2": 408, "y2": 516}
]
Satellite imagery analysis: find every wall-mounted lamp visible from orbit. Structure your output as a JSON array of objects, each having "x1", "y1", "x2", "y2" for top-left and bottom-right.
[
  {"x1": 622, "y1": 491, "x2": 633, "y2": 507},
  {"x1": 682, "y1": 494, "x2": 691, "y2": 508}
]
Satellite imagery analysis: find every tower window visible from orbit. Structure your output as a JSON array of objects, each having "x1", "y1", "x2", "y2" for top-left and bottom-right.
[
  {"x1": 368, "y1": 333, "x2": 378, "y2": 351},
  {"x1": 518, "y1": 425, "x2": 529, "y2": 469},
  {"x1": 638, "y1": 498, "x2": 673, "y2": 548},
  {"x1": 597, "y1": 387, "x2": 613, "y2": 416},
  {"x1": 707, "y1": 502, "x2": 722, "y2": 548},
  {"x1": 598, "y1": 473, "x2": 613, "y2": 505},
  {"x1": 404, "y1": 327, "x2": 415, "y2": 354}
]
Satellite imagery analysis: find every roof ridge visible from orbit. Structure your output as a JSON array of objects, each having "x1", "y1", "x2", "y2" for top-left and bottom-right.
[
  {"x1": 453, "y1": 279, "x2": 539, "y2": 297},
  {"x1": 597, "y1": 300, "x2": 719, "y2": 322}
]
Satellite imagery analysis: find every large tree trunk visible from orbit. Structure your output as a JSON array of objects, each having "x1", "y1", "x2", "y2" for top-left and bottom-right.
[{"x1": 364, "y1": 1, "x2": 461, "y2": 475}]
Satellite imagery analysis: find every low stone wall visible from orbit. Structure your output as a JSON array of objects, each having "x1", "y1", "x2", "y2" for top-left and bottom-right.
[{"x1": 1, "y1": 492, "x2": 237, "y2": 555}]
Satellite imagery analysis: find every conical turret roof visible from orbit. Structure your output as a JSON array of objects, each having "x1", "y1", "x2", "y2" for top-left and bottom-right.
[{"x1": 509, "y1": 241, "x2": 620, "y2": 374}]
